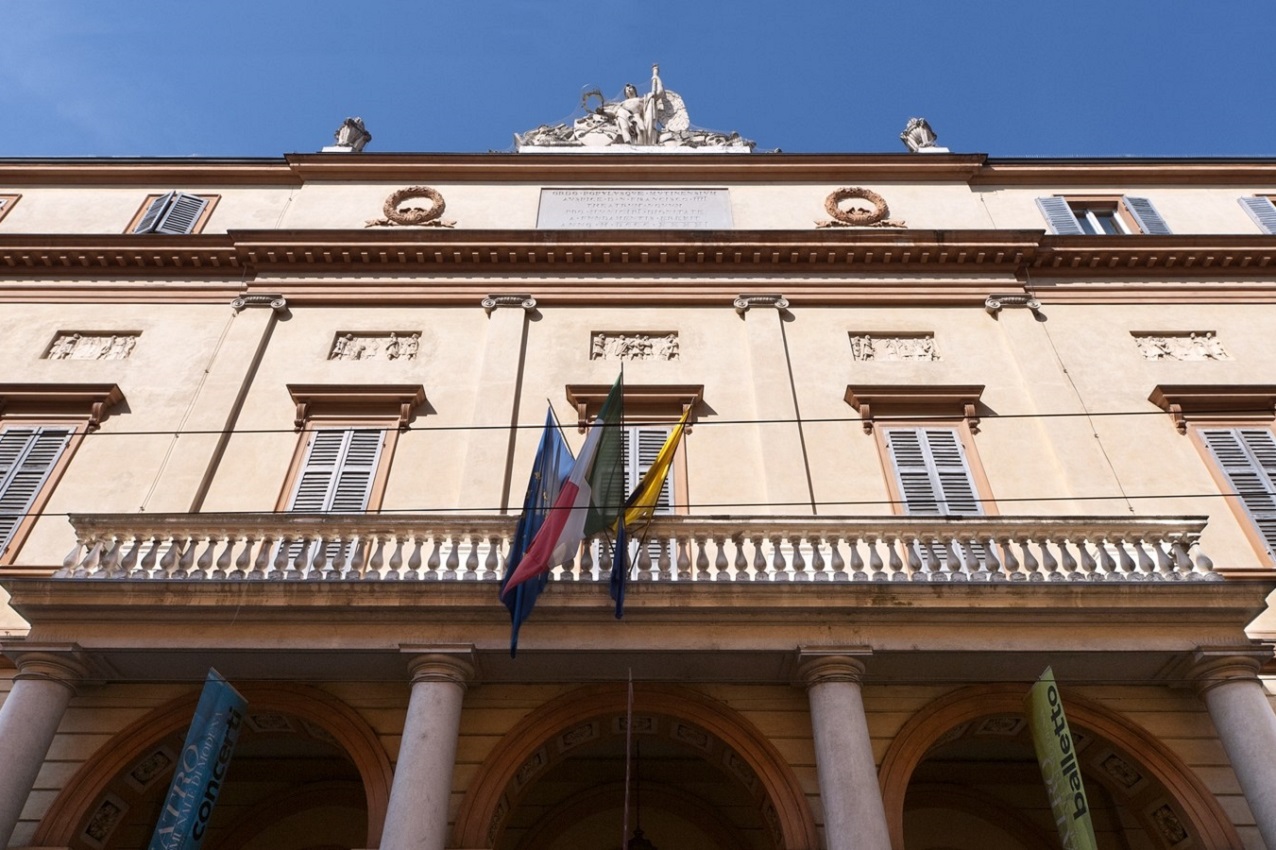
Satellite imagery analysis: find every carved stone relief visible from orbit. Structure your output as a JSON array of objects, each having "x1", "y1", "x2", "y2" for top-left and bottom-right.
[
  {"x1": 82, "y1": 794, "x2": 128, "y2": 849},
  {"x1": 329, "y1": 332, "x2": 420, "y2": 361},
  {"x1": 46, "y1": 332, "x2": 138, "y2": 360},
  {"x1": 850, "y1": 333, "x2": 939, "y2": 361},
  {"x1": 365, "y1": 185, "x2": 456, "y2": 228},
  {"x1": 1149, "y1": 803, "x2": 1190, "y2": 846},
  {"x1": 817, "y1": 187, "x2": 907, "y2": 228},
  {"x1": 1134, "y1": 331, "x2": 1229, "y2": 361},
  {"x1": 590, "y1": 332, "x2": 679, "y2": 361}
]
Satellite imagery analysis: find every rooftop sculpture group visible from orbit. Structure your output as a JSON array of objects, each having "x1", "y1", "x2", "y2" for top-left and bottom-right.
[{"x1": 516, "y1": 64, "x2": 754, "y2": 152}]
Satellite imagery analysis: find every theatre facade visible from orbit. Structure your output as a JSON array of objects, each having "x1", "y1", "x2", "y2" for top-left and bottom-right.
[{"x1": 3, "y1": 83, "x2": 1276, "y2": 850}]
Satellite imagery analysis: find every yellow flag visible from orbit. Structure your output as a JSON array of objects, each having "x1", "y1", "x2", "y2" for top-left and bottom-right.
[
  {"x1": 1025, "y1": 667, "x2": 1099, "y2": 850},
  {"x1": 620, "y1": 407, "x2": 691, "y2": 529}
]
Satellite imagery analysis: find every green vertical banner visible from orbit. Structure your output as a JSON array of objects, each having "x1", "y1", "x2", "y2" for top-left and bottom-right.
[{"x1": 1025, "y1": 667, "x2": 1099, "y2": 850}]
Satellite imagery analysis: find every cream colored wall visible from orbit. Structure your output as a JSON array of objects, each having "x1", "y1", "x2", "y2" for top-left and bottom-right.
[
  {"x1": 4, "y1": 180, "x2": 1274, "y2": 233},
  {"x1": 0, "y1": 187, "x2": 295, "y2": 233},
  {"x1": 977, "y1": 185, "x2": 1276, "y2": 234}
]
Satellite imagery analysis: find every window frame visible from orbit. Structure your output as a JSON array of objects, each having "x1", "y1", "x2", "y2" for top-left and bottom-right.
[
  {"x1": 1037, "y1": 195, "x2": 1171, "y2": 235},
  {"x1": 0, "y1": 194, "x2": 20, "y2": 226},
  {"x1": 873, "y1": 420, "x2": 998, "y2": 518},
  {"x1": 125, "y1": 191, "x2": 220, "y2": 235},
  {"x1": 1190, "y1": 424, "x2": 1276, "y2": 569},
  {"x1": 276, "y1": 384, "x2": 426, "y2": 513},
  {"x1": 0, "y1": 383, "x2": 123, "y2": 570},
  {"x1": 564, "y1": 383, "x2": 702, "y2": 517},
  {"x1": 275, "y1": 420, "x2": 399, "y2": 514},
  {"x1": 1239, "y1": 196, "x2": 1276, "y2": 235}
]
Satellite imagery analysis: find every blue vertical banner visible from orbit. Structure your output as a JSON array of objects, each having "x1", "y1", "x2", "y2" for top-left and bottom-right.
[{"x1": 147, "y1": 669, "x2": 247, "y2": 850}]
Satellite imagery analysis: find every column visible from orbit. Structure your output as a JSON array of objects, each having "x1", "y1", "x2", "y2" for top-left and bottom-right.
[
  {"x1": 1193, "y1": 650, "x2": 1276, "y2": 849},
  {"x1": 799, "y1": 650, "x2": 891, "y2": 850},
  {"x1": 0, "y1": 652, "x2": 86, "y2": 849},
  {"x1": 738, "y1": 295, "x2": 815, "y2": 514},
  {"x1": 456, "y1": 296, "x2": 535, "y2": 512},
  {"x1": 380, "y1": 650, "x2": 474, "y2": 850}
]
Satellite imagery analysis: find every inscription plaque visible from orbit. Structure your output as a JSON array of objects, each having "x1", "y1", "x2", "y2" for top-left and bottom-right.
[{"x1": 538, "y1": 188, "x2": 732, "y2": 230}]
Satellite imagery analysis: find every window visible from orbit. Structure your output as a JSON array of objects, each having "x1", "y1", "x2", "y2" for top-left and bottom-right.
[
  {"x1": 278, "y1": 384, "x2": 426, "y2": 512},
  {"x1": 1149, "y1": 385, "x2": 1276, "y2": 568},
  {"x1": 0, "y1": 426, "x2": 75, "y2": 559},
  {"x1": 883, "y1": 427, "x2": 982, "y2": 516},
  {"x1": 1239, "y1": 196, "x2": 1276, "y2": 235},
  {"x1": 0, "y1": 194, "x2": 19, "y2": 225},
  {"x1": 0, "y1": 383, "x2": 123, "y2": 568},
  {"x1": 127, "y1": 191, "x2": 218, "y2": 235},
  {"x1": 1036, "y1": 196, "x2": 1172, "y2": 235},
  {"x1": 1198, "y1": 428, "x2": 1276, "y2": 560},
  {"x1": 284, "y1": 428, "x2": 387, "y2": 513}
]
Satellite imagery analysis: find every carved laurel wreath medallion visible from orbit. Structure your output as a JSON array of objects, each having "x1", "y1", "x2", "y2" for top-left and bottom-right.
[{"x1": 366, "y1": 185, "x2": 456, "y2": 227}]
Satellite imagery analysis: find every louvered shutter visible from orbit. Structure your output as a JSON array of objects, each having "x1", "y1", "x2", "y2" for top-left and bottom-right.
[
  {"x1": 1123, "y1": 196, "x2": 1172, "y2": 235},
  {"x1": 1201, "y1": 428, "x2": 1276, "y2": 557},
  {"x1": 619, "y1": 425, "x2": 674, "y2": 562},
  {"x1": 154, "y1": 192, "x2": 209, "y2": 235},
  {"x1": 1239, "y1": 197, "x2": 1276, "y2": 235},
  {"x1": 287, "y1": 428, "x2": 383, "y2": 513},
  {"x1": 0, "y1": 426, "x2": 73, "y2": 557},
  {"x1": 885, "y1": 428, "x2": 982, "y2": 516},
  {"x1": 1035, "y1": 197, "x2": 1085, "y2": 235},
  {"x1": 132, "y1": 192, "x2": 175, "y2": 234}
]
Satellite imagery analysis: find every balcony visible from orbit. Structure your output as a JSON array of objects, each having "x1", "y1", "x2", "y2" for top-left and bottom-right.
[{"x1": 55, "y1": 513, "x2": 1218, "y2": 583}]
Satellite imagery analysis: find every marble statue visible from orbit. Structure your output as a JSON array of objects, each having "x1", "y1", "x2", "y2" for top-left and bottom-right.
[
  {"x1": 900, "y1": 118, "x2": 947, "y2": 153},
  {"x1": 516, "y1": 65, "x2": 753, "y2": 151},
  {"x1": 332, "y1": 117, "x2": 372, "y2": 153}
]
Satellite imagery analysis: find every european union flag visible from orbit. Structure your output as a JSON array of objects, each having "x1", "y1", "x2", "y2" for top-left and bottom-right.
[{"x1": 500, "y1": 406, "x2": 574, "y2": 657}]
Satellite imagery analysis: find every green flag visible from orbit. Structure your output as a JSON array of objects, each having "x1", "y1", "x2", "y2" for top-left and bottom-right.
[
  {"x1": 583, "y1": 374, "x2": 625, "y2": 536},
  {"x1": 1025, "y1": 667, "x2": 1099, "y2": 850}
]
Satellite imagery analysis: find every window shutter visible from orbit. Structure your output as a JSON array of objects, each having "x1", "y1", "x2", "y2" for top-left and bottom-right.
[
  {"x1": 1239, "y1": 197, "x2": 1276, "y2": 235},
  {"x1": 154, "y1": 192, "x2": 209, "y2": 235},
  {"x1": 630, "y1": 426, "x2": 674, "y2": 513},
  {"x1": 133, "y1": 192, "x2": 175, "y2": 234},
  {"x1": 0, "y1": 426, "x2": 73, "y2": 557},
  {"x1": 1035, "y1": 197, "x2": 1085, "y2": 235},
  {"x1": 885, "y1": 428, "x2": 982, "y2": 516},
  {"x1": 1122, "y1": 196, "x2": 1172, "y2": 235},
  {"x1": 1201, "y1": 428, "x2": 1276, "y2": 557},
  {"x1": 287, "y1": 428, "x2": 383, "y2": 513}
]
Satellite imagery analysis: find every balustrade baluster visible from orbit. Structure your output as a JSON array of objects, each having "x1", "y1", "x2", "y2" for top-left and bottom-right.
[
  {"x1": 463, "y1": 534, "x2": 481, "y2": 580},
  {"x1": 751, "y1": 536, "x2": 767, "y2": 581},
  {"x1": 666, "y1": 537, "x2": 682, "y2": 581},
  {"x1": 850, "y1": 537, "x2": 868, "y2": 581},
  {"x1": 444, "y1": 536, "x2": 461, "y2": 579},
  {"x1": 1134, "y1": 538, "x2": 1156, "y2": 578},
  {"x1": 369, "y1": 536, "x2": 387, "y2": 577},
  {"x1": 1000, "y1": 536, "x2": 1021, "y2": 580},
  {"x1": 810, "y1": 535, "x2": 828, "y2": 581},
  {"x1": 232, "y1": 537, "x2": 253, "y2": 579},
  {"x1": 635, "y1": 546, "x2": 653, "y2": 582},
  {"x1": 694, "y1": 536, "x2": 709, "y2": 581},
  {"x1": 215, "y1": 537, "x2": 235, "y2": 577},
  {"x1": 771, "y1": 536, "x2": 789, "y2": 581},
  {"x1": 1078, "y1": 540, "x2": 1097, "y2": 578},
  {"x1": 119, "y1": 536, "x2": 141, "y2": 574},
  {"x1": 58, "y1": 542, "x2": 84, "y2": 577},
  {"x1": 714, "y1": 536, "x2": 729, "y2": 581},
  {"x1": 829, "y1": 536, "x2": 848, "y2": 581},
  {"x1": 98, "y1": 536, "x2": 123, "y2": 578},
  {"x1": 1116, "y1": 538, "x2": 1137, "y2": 579},
  {"x1": 982, "y1": 536, "x2": 1003, "y2": 580},
  {"x1": 942, "y1": 538, "x2": 965, "y2": 582},
  {"x1": 1059, "y1": 539, "x2": 1080, "y2": 580},
  {"x1": 907, "y1": 537, "x2": 926, "y2": 581},
  {"x1": 383, "y1": 537, "x2": 402, "y2": 580},
  {"x1": 305, "y1": 538, "x2": 328, "y2": 580},
  {"x1": 344, "y1": 537, "x2": 366, "y2": 579},
  {"x1": 1153, "y1": 537, "x2": 1177, "y2": 580},
  {"x1": 1040, "y1": 538, "x2": 1060, "y2": 581},
  {"x1": 176, "y1": 539, "x2": 197, "y2": 578},
  {"x1": 1021, "y1": 540, "x2": 1040, "y2": 581},
  {"x1": 424, "y1": 536, "x2": 442, "y2": 579},
  {"x1": 732, "y1": 536, "x2": 748, "y2": 581},
  {"x1": 1097, "y1": 539, "x2": 1118, "y2": 579},
  {"x1": 1194, "y1": 547, "x2": 1216, "y2": 579},
  {"x1": 791, "y1": 536, "x2": 809, "y2": 581},
  {"x1": 484, "y1": 537, "x2": 500, "y2": 581},
  {"x1": 962, "y1": 539, "x2": 984, "y2": 581},
  {"x1": 887, "y1": 537, "x2": 906, "y2": 581},
  {"x1": 595, "y1": 537, "x2": 612, "y2": 583}
]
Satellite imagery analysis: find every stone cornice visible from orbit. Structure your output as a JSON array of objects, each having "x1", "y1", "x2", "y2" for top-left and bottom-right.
[{"x1": 5, "y1": 153, "x2": 1276, "y2": 187}]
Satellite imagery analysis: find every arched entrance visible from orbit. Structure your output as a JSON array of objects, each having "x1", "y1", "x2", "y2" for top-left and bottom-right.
[
  {"x1": 454, "y1": 684, "x2": 818, "y2": 850},
  {"x1": 878, "y1": 685, "x2": 1241, "y2": 850},
  {"x1": 34, "y1": 683, "x2": 392, "y2": 850}
]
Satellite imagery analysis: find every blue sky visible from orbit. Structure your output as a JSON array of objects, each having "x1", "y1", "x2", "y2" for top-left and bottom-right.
[{"x1": 1, "y1": 1, "x2": 1271, "y2": 159}]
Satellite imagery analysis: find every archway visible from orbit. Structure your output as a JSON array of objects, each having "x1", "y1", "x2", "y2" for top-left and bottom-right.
[
  {"x1": 34, "y1": 683, "x2": 393, "y2": 850},
  {"x1": 454, "y1": 684, "x2": 818, "y2": 850},
  {"x1": 878, "y1": 685, "x2": 1241, "y2": 850}
]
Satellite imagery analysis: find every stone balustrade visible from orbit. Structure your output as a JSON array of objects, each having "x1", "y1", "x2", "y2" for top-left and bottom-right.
[{"x1": 55, "y1": 513, "x2": 1218, "y2": 583}]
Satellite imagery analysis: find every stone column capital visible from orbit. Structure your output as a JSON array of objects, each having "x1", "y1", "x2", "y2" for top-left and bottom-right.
[
  {"x1": 1190, "y1": 647, "x2": 1270, "y2": 696},
  {"x1": 481, "y1": 294, "x2": 537, "y2": 314},
  {"x1": 9, "y1": 650, "x2": 89, "y2": 694},
  {"x1": 403, "y1": 646, "x2": 476, "y2": 688},
  {"x1": 797, "y1": 648, "x2": 871, "y2": 687}
]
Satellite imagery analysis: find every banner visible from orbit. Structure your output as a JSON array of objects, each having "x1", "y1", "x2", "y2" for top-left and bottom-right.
[
  {"x1": 1025, "y1": 667, "x2": 1098, "y2": 850},
  {"x1": 148, "y1": 669, "x2": 247, "y2": 850}
]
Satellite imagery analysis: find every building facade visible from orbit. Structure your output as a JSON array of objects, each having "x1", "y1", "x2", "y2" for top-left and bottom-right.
[{"x1": 3, "y1": 128, "x2": 1276, "y2": 849}]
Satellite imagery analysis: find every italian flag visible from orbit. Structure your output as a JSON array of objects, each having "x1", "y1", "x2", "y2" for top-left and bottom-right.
[{"x1": 501, "y1": 376, "x2": 625, "y2": 596}]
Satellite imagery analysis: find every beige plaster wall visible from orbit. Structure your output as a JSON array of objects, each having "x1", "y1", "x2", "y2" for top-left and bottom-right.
[
  {"x1": 4, "y1": 180, "x2": 1274, "y2": 234},
  {"x1": 0, "y1": 186, "x2": 295, "y2": 234}
]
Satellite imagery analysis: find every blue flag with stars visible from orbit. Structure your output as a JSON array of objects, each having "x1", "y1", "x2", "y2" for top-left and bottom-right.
[{"x1": 500, "y1": 406, "x2": 574, "y2": 657}]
